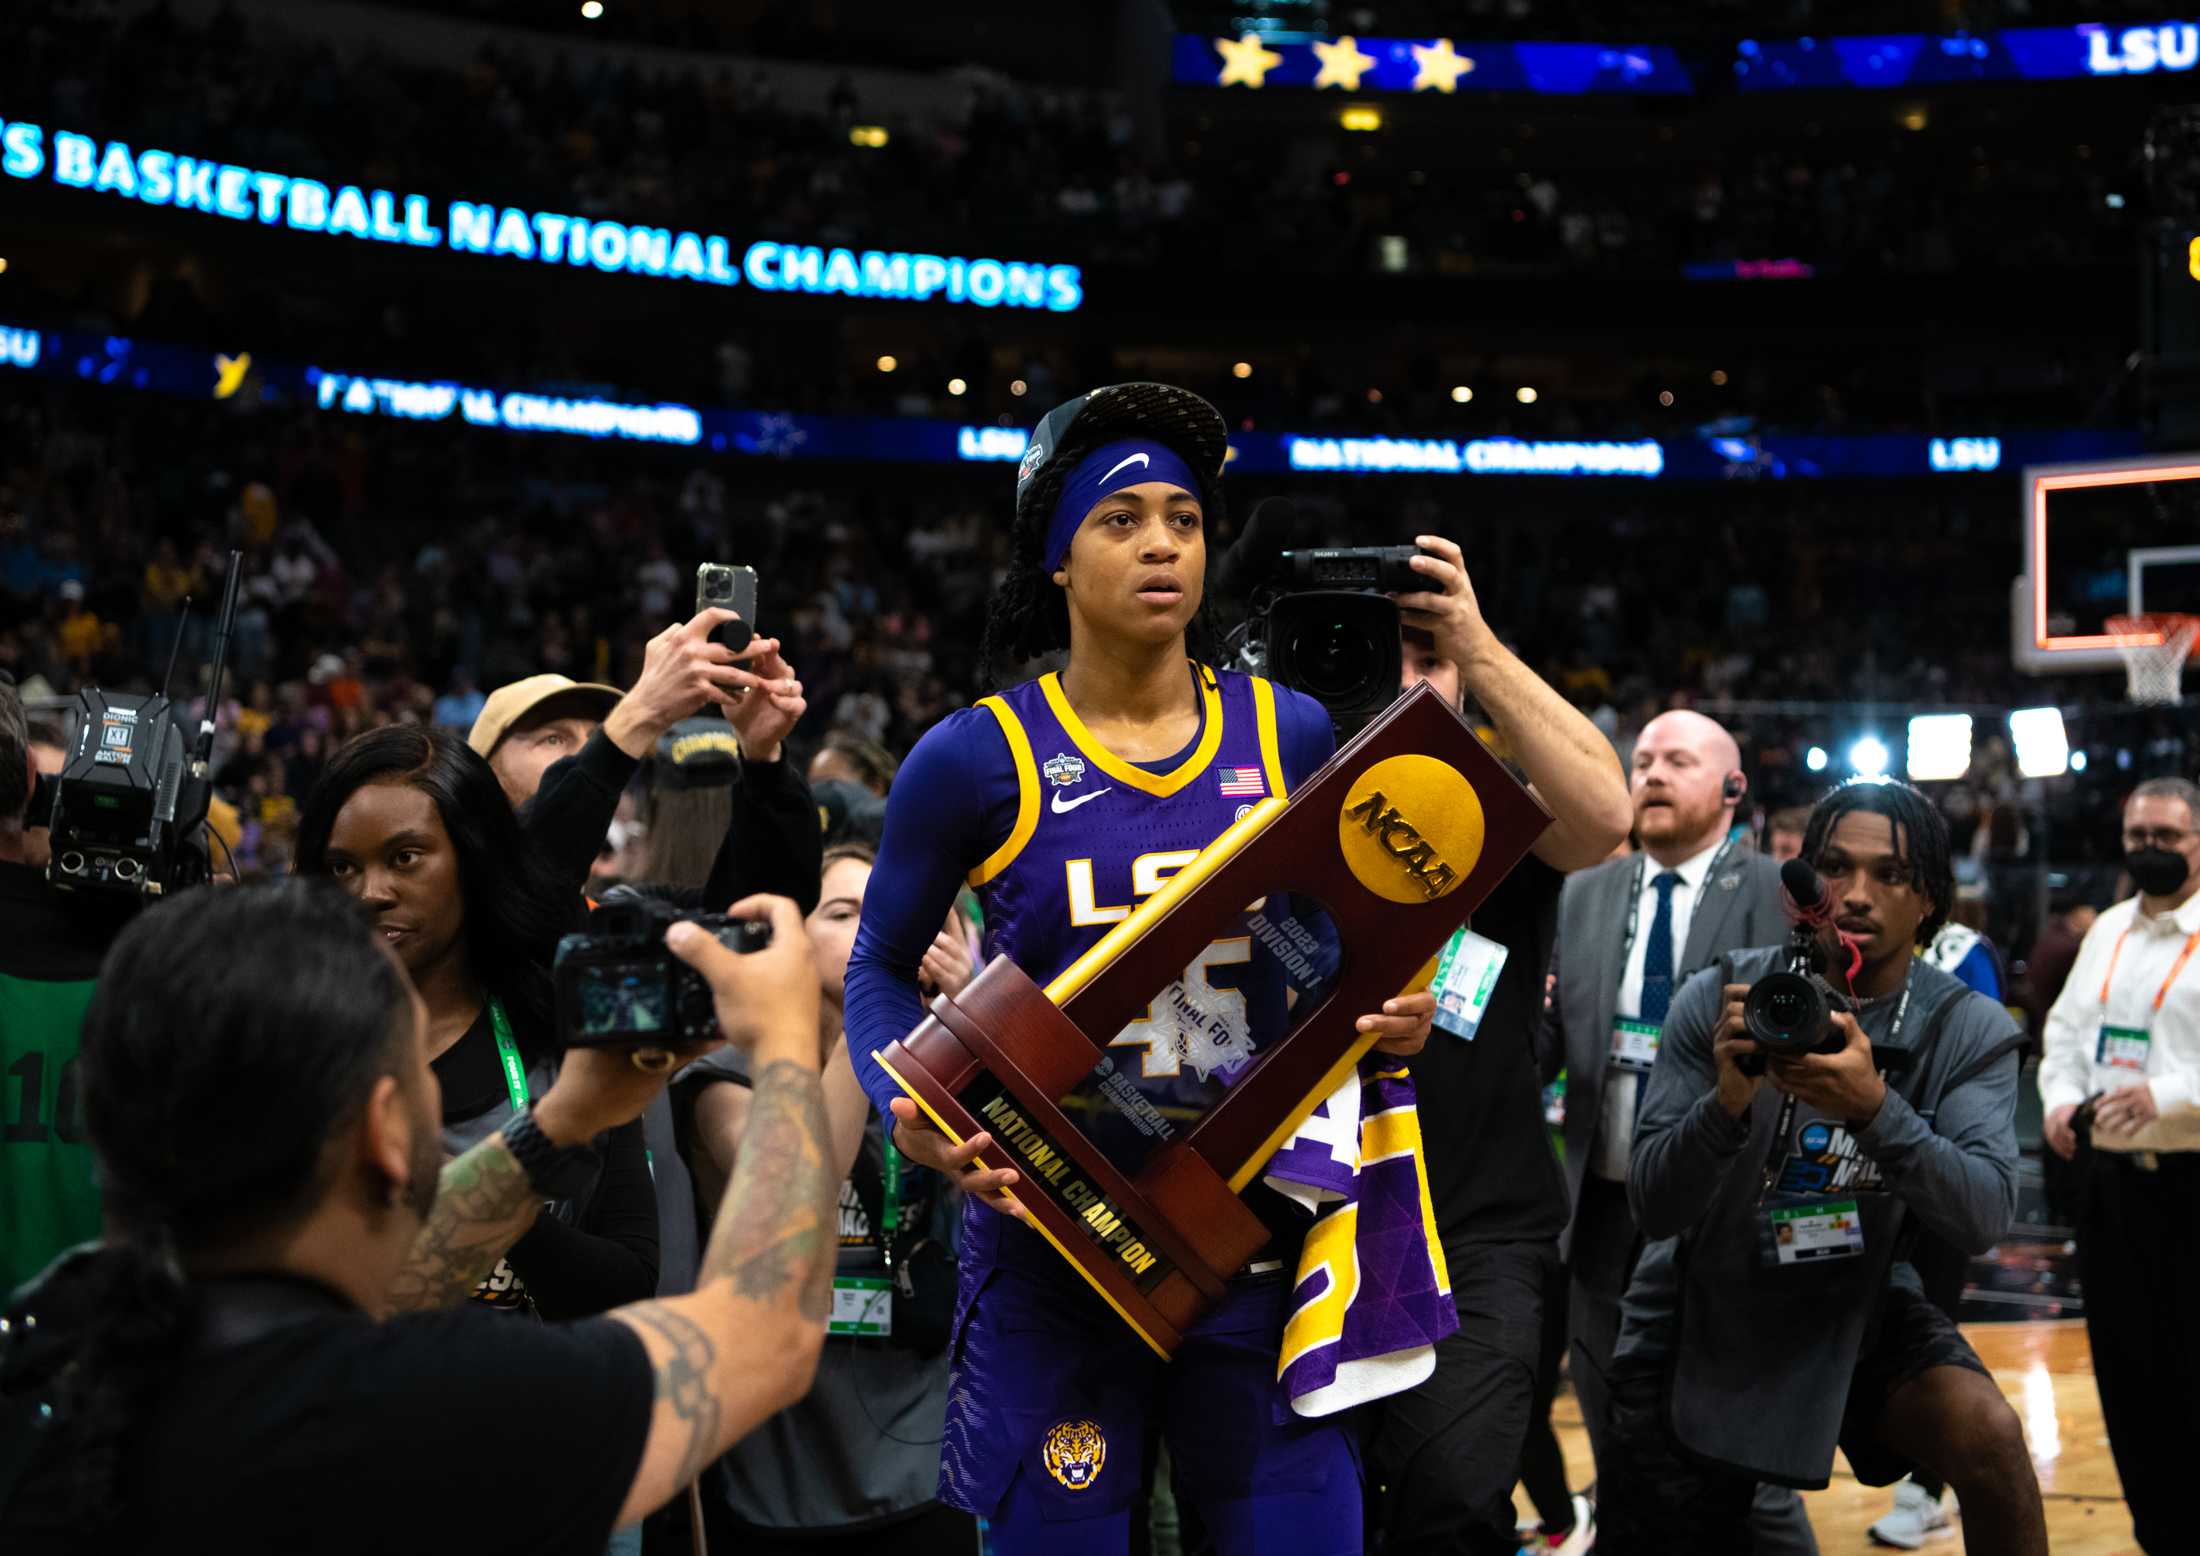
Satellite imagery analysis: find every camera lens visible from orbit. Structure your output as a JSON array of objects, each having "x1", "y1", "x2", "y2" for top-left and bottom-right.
[
  {"x1": 1286, "y1": 618, "x2": 1379, "y2": 702},
  {"x1": 1763, "y1": 987, "x2": 1808, "y2": 1032}
]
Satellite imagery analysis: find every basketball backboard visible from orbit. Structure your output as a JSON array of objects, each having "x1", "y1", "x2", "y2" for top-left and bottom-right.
[{"x1": 2013, "y1": 452, "x2": 2200, "y2": 676}]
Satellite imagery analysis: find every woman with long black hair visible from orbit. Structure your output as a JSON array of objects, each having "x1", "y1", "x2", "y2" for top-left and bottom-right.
[
  {"x1": 843, "y1": 384, "x2": 1438, "y2": 1556},
  {"x1": 295, "y1": 725, "x2": 659, "y2": 1319}
]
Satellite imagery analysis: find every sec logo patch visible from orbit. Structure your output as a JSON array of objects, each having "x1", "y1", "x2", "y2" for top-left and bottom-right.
[{"x1": 1042, "y1": 1417, "x2": 1108, "y2": 1491}]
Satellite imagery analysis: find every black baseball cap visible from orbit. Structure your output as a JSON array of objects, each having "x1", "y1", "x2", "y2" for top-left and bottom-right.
[{"x1": 1015, "y1": 383, "x2": 1230, "y2": 522}]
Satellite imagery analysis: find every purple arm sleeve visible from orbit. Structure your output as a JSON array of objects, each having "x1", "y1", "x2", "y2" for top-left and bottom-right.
[{"x1": 843, "y1": 708, "x2": 1016, "y2": 1120}]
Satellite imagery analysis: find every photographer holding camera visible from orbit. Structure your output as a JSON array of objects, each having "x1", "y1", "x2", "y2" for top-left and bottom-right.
[
  {"x1": 2037, "y1": 776, "x2": 2200, "y2": 1555},
  {"x1": 1365, "y1": 533, "x2": 1633, "y2": 1556},
  {"x1": 0, "y1": 678, "x2": 137, "y2": 1294},
  {"x1": 0, "y1": 879, "x2": 837, "y2": 1552},
  {"x1": 1595, "y1": 780, "x2": 2042, "y2": 1555},
  {"x1": 468, "y1": 604, "x2": 818, "y2": 914},
  {"x1": 1538, "y1": 709, "x2": 1813, "y2": 1553},
  {"x1": 681, "y1": 841, "x2": 978, "y2": 1554}
]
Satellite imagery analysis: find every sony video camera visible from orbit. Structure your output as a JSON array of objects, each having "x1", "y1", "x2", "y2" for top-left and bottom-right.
[
  {"x1": 46, "y1": 553, "x2": 243, "y2": 898},
  {"x1": 554, "y1": 893, "x2": 773, "y2": 1048},
  {"x1": 1737, "y1": 858, "x2": 1858, "y2": 1074},
  {"x1": 1219, "y1": 498, "x2": 1436, "y2": 738}
]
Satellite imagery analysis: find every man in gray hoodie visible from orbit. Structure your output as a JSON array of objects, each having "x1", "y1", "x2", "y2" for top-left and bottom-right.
[{"x1": 1594, "y1": 780, "x2": 2045, "y2": 1556}]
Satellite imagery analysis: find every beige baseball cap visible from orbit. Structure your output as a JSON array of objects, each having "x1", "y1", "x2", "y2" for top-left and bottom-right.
[{"x1": 467, "y1": 673, "x2": 623, "y2": 757}]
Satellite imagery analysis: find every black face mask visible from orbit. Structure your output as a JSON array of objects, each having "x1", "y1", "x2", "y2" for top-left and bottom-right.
[{"x1": 2125, "y1": 847, "x2": 2194, "y2": 899}]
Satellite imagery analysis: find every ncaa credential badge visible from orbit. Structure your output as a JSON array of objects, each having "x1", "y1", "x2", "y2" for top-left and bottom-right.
[
  {"x1": 1042, "y1": 1418, "x2": 1108, "y2": 1491},
  {"x1": 1042, "y1": 752, "x2": 1088, "y2": 788}
]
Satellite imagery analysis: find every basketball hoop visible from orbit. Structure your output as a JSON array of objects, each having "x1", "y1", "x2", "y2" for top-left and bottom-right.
[{"x1": 2105, "y1": 614, "x2": 2199, "y2": 704}]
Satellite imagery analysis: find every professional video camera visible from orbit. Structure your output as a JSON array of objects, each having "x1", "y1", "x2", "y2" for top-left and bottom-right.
[
  {"x1": 554, "y1": 892, "x2": 773, "y2": 1047},
  {"x1": 46, "y1": 553, "x2": 243, "y2": 898},
  {"x1": 1217, "y1": 498, "x2": 1435, "y2": 737},
  {"x1": 1738, "y1": 858, "x2": 1859, "y2": 1074}
]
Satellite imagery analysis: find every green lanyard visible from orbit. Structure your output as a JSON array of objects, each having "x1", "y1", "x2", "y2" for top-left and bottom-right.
[
  {"x1": 487, "y1": 997, "x2": 530, "y2": 1115},
  {"x1": 876, "y1": 1139, "x2": 903, "y2": 1273}
]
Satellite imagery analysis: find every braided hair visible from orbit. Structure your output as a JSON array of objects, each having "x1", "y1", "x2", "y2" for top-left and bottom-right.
[
  {"x1": 1800, "y1": 779, "x2": 1954, "y2": 945},
  {"x1": 977, "y1": 424, "x2": 1230, "y2": 688},
  {"x1": 5, "y1": 880, "x2": 413, "y2": 1531}
]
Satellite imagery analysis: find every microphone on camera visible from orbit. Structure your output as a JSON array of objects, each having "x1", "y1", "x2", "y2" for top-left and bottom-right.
[{"x1": 1780, "y1": 856, "x2": 1836, "y2": 927}]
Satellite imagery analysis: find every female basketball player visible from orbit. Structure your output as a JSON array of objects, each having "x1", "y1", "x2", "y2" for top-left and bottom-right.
[{"x1": 844, "y1": 384, "x2": 1435, "y2": 1556}]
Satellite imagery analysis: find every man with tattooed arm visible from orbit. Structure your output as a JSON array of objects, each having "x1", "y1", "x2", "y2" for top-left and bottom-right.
[{"x1": 0, "y1": 879, "x2": 839, "y2": 1554}]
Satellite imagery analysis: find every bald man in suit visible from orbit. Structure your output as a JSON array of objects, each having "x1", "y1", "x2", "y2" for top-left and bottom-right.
[{"x1": 1540, "y1": 711, "x2": 1817, "y2": 1552}]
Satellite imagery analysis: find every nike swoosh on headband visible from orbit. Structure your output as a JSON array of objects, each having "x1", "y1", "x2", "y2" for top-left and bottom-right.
[
  {"x1": 1051, "y1": 787, "x2": 1113, "y2": 814},
  {"x1": 1098, "y1": 452, "x2": 1151, "y2": 488}
]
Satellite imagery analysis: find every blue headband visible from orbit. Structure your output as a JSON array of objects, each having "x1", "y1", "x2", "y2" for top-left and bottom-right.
[{"x1": 1043, "y1": 439, "x2": 1201, "y2": 574}]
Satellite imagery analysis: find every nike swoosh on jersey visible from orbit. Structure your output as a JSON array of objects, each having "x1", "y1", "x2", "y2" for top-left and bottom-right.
[
  {"x1": 1099, "y1": 452, "x2": 1151, "y2": 487},
  {"x1": 1051, "y1": 787, "x2": 1113, "y2": 815}
]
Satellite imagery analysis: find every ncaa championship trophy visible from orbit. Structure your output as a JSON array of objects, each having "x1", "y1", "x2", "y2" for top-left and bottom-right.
[{"x1": 875, "y1": 682, "x2": 1551, "y2": 1356}]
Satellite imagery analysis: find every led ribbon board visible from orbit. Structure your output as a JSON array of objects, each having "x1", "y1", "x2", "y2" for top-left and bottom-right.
[
  {"x1": 0, "y1": 118, "x2": 1083, "y2": 312},
  {"x1": 0, "y1": 320, "x2": 2145, "y2": 476},
  {"x1": 1173, "y1": 33, "x2": 1693, "y2": 94},
  {"x1": 1733, "y1": 22, "x2": 2200, "y2": 89}
]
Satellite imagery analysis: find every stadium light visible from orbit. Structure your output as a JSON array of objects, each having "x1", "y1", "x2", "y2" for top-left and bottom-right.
[
  {"x1": 2071, "y1": 749, "x2": 2089, "y2": 772},
  {"x1": 1339, "y1": 105, "x2": 1383, "y2": 132},
  {"x1": 849, "y1": 126, "x2": 890, "y2": 149},
  {"x1": 2010, "y1": 707, "x2": 2071, "y2": 779},
  {"x1": 1516, "y1": 386, "x2": 1537, "y2": 404},
  {"x1": 1010, "y1": 378, "x2": 1027, "y2": 397},
  {"x1": 1658, "y1": 389, "x2": 1674, "y2": 407},
  {"x1": 580, "y1": 0, "x2": 602, "y2": 17},
  {"x1": 947, "y1": 378, "x2": 967, "y2": 396},
  {"x1": 875, "y1": 355, "x2": 897, "y2": 374},
  {"x1": 1905, "y1": 714, "x2": 1973, "y2": 782},
  {"x1": 1848, "y1": 735, "x2": 1890, "y2": 779},
  {"x1": 1710, "y1": 368, "x2": 1729, "y2": 386},
  {"x1": 1451, "y1": 385, "x2": 1472, "y2": 403},
  {"x1": 1232, "y1": 361, "x2": 1253, "y2": 379},
  {"x1": 1806, "y1": 746, "x2": 1830, "y2": 772}
]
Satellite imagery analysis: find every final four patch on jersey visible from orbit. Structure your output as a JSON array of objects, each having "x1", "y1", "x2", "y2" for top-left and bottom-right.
[
  {"x1": 1043, "y1": 751, "x2": 1088, "y2": 788},
  {"x1": 1042, "y1": 1418, "x2": 1108, "y2": 1491}
]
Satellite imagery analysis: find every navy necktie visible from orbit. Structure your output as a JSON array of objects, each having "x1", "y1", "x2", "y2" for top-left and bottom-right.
[{"x1": 1640, "y1": 872, "x2": 1680, "y2": 1025}]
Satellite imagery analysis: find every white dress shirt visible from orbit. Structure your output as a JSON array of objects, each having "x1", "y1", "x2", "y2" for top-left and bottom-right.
[
  {"x1": 2039, "y1": 887, "x2": 2200, "y2": 1155},
  {"x1": 1592, "y1": 837, "x2": 1725, "y2": 1183}
]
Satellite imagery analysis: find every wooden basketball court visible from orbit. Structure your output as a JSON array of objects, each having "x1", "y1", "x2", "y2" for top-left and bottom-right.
[{"x1": 1515, "y1": 1319, "x2": 2136, "y2": 1552}]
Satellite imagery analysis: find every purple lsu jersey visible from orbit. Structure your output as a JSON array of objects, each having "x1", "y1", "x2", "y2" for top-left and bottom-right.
[{"x1": 966, "y1": 666, "x2": 1322, "y2": 1168}]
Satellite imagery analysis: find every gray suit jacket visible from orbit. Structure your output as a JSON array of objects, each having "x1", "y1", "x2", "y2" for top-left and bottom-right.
[{"x1": 1541, "y1": 844, "x2": 1787, "y2": 1258}]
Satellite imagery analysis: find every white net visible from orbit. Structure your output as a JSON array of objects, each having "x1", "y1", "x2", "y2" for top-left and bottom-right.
[{"x1": 2107, "y1": 615, "x2": 2199, "y2": 705}]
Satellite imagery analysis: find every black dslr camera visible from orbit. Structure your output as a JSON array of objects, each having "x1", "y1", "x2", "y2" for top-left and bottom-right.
[
  {"x1": 554, "y1": 895, "x2": 772, "y2": 1047},
  {"x1": 1738, "y1": 859, "x2": 1856, "y2": 1074},
  {"x1": 1219, "y1": 499, "x2": 1437, "y2": 738}
]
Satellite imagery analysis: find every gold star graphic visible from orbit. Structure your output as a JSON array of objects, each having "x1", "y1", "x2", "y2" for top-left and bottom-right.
[
  {"x1": 1215, "y1": 32, "x2": 1284, "y2": 89},
  {"x1": 1310, "y1": 35, "x2": 1377, "y2": 90},
  {"x1": 1411, "y1": 37, "x2": 1476, "y2": 93}
]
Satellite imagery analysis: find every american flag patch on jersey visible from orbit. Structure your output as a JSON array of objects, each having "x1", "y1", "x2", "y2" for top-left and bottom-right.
[{"x1": 1217, "y1": 766, "x2": 1265, "y2": 797}]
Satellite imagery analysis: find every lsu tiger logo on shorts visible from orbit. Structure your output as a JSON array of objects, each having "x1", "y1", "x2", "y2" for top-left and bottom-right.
[{"x1": 1041, "y1": 1417, "x2": 1108, "y2": 1491}]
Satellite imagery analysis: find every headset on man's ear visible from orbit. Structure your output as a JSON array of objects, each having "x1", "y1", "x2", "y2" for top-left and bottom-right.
[{"x1": 1722, "y1": 773, "x2": 1746, "y2": 805}]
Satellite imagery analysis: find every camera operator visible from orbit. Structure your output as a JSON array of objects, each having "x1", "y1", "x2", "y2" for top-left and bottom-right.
[
  {"x1": 2038, "y1": 776, "x2": 2200, "y2": 1555},
  {"x1": 1538, "y1": 710, "x2": 1814, "y2": 1553},
  {"x1": 0, "y1": 679, "x2": 135, "y2": 1293},
  {"x1": 1597, "y1": 780, "x2": 2042, "y2": 1556},
  {"x1": 296, "y1": 727, "x2": 660, "y2": 1319},
  {"x1": 0, "y1": 880, "x2": 837, "y2": 1553},
  {"x1": 680, "y1": 842, "x2": 978, "y2": 1555},
  {"x1": 1369, "y1": 535, "x2": 1633, "y2": 1556}
]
